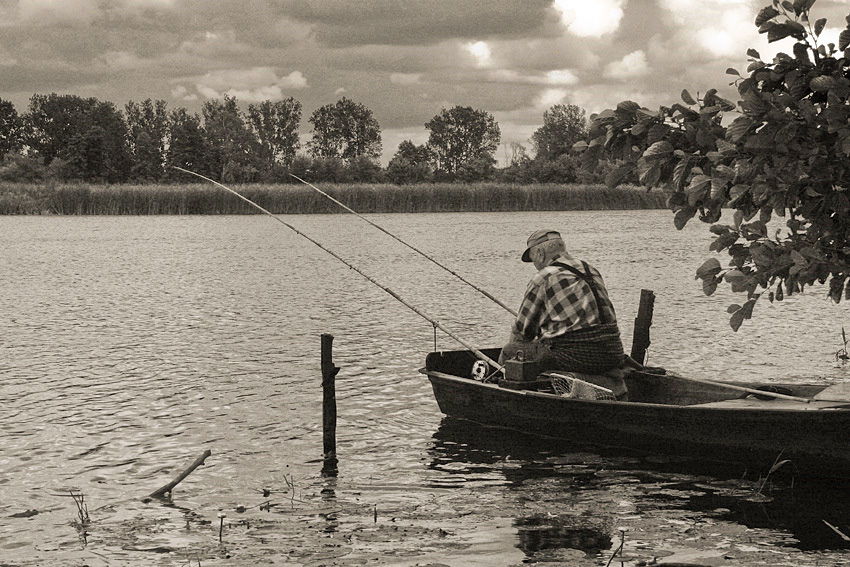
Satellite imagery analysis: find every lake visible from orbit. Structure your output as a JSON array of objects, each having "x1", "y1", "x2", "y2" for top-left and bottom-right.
[{"x1": 2, "y1": 210, "x2": 850, "y2": 566}]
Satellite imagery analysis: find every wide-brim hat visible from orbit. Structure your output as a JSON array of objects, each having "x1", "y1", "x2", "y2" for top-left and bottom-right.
[{"x1": 521, "y1": 229, "x2": 561, "y2": 262}]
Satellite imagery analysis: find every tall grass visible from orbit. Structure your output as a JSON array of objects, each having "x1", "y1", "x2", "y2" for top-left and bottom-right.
[{"x1": 0, "y1": 182, "x2": 667, "y2": 215}]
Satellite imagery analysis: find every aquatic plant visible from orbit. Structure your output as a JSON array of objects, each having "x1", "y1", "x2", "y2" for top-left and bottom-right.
[{"x1": 0, "y1": 182, "x2": 666, "y2": 215}]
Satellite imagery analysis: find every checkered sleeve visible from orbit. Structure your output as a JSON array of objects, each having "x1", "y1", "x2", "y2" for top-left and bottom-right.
[{"x1": 513, "y1": 274, "x2": 547, "y2": 340}]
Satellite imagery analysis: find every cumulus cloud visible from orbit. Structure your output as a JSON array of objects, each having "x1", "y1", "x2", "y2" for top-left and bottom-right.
[
  {"x1": 486, "y1": 69, "x2": 579, "y2": 86},
  {"x1": 603, "y1": 50, "x2": 649, "y2": 80},
  {"x1": 553, "y1": 0, "x2": 626, "y2": 37},
  {"x1": 466, "y1": 41, "x2": 492, "y2": 67},
  {"x1": 171, "y1": 85, "x2": 197, "y2": 101},
  {"x1": 535, "y1": 88, "x2": 569, "y2": 109},
  {"x1": 192, "y1": 67, "x2": 308, "y2": 102},
  {"x1": 657, "y1": 0, "x2": 765, "y2": 59}
]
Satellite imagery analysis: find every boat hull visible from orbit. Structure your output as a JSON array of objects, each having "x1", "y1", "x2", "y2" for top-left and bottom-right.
[{"x1": 424, "y1": 365, "x2": 850, "y2": 478}]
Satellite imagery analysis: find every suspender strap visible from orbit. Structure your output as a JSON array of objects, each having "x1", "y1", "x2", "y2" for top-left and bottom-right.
[{"x1": 552, "y1": 261, "x2": 610, "y2": 325}]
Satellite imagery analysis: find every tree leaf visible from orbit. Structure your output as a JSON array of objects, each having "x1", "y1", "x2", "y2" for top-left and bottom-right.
[
  {"x1": 644, "y1": 140, "x2": 674, "y2": 158},
  {"x1": 681, "y1": 89, "x2": 697, "y2": 105},
  {"x1": 723, "y1": 270, "x2": 747, "y2": 283},
  {"x1": 791, "y1": 249, "x2": 807, "y2": 266},
  {"x1": 726, "y1": 67, "x2": 741, "y2": 76},
  {"x1": 793, "y1": 42, "x2": 810, "y2": 62},
  {"x1": 815, "y1": 18, "x2": 827, "y2": 37},
  {"x1": 710, "y1": 175, "x2": 727, "y2": 201},
  {"x1": 755, "y1": 6, "x2": 780, "y2": 27},
  {"x1": 637, "y1": 158, "x2": 662, "y2": 187},
  {"x1": 750, "y1": 243, "x2": 774, "y2": 268},
  {"x1": 604, "y1": 163, "x2": 634, "y2": 188},
  {"x1": 730, "y1": 308, "x2": 745, "y2": 332},
  {"x1": 747, "y1": 48, "x2": 761, "y2": 59},
  {"x1": 672, "y1": 157, "x2": 691, "y2": 190},
  {"x1": 696, "y1": 257, "x2": 722, "y2": 280},
  {"x1": 674, "y1": 206, "x2": 696, "y2": 230},
  {"x1": 841, "y1": 29, "x2": 850, "y2": 52},
  {"x1": 811, "y1": 75, "x2": 836, "y2": 92},
  {"x1": 726, "y1": 116, "x2": 753, "y2": 143},
  {"x1": 703, "y1": 276, "x2": 719, "y2": 296},
  {"x1": 686, "y1": 174, "x2": 711, "y2": 205},
  {"x1": 768, "y1": 24, "x2": 794, "y2": 43},
  {"x1": 741, "y1": 299, "x2": 756, "y2": 319}
]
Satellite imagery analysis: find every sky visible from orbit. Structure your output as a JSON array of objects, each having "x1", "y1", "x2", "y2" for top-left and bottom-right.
[{"x1": 1, "y1": 0, "x2": 849, "y2": 165}]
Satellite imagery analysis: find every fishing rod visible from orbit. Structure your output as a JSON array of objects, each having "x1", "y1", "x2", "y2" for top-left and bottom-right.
[
  {"x1": 172, "y1": 166, "x2": 503, "y2": 373},
  {"x1": 288, "y1": 173, "x2": 518, "y2": 318}
]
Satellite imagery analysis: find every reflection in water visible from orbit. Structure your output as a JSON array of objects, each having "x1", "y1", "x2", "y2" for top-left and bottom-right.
[
  {"x1": 429, "y1": 416, "x2": 850, "y2": 561},
  {"x1": 515, "y1": 515, "x2": 611, "y2": 558}
]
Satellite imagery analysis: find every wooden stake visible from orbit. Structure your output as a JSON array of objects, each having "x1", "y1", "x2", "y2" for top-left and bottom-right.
[
  {"x1": 149, "y1": 449, "x2": 212, "y2": 498},
  {"x1": 630, "y1": 289, "x2": 655, "y2": 366},
  {"x1": 321, "y1": 334, "x2": 340, "y2": 476}
]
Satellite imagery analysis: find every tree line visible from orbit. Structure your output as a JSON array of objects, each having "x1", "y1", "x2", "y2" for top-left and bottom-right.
[{"x1": 0, "y1": 93, "x2": 617, "y2": 185}]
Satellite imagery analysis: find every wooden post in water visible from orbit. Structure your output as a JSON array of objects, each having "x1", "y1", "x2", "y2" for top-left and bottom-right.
[
  {"x1": 321, "y1": 334, "x2": 340, "y2": 476},
  {"x1": 630, "y1": 289, "x2": 655, "y2": 366}
]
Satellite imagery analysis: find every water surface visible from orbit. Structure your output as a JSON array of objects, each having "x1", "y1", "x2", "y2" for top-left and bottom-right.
[{"x1": 2, "y1": 211, "x2": 850, "y2": 566}]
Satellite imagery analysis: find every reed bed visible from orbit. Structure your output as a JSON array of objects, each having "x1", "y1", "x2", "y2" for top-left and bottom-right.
[{"x1": 0, "y1": 182, "x2": 667, "y2": 215}]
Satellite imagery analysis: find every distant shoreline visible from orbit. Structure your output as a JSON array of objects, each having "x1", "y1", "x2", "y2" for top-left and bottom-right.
[{"x1": 0, "y1": 182, "x2": 667, "y2": 215}]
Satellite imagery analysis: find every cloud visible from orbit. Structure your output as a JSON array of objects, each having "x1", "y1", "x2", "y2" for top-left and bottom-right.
[
  {"x1": 553, "y1": 0, "x2": 626, "y2": 37},
  {"x1": 171, "y1": 85, "x2": 197, "y2": 101},
  {"x1": 603, "y1": 50, "x2": 649, "y2": 80},
  {"x1": 272, "y1": 0, "x2": 556, "y2": 46},
  {"x1": 466, "y1": 41, "x2": 492, "y2": 68},
  {"x1": 390, "y1": 73, "x2": 423, "y2": 85},
  {"x1": 535, "y1": 88, "x2": 569, "y2": 109},
  {"x1": 18, "y1": 0, "x2": 100, "y2": 23},
  {"x1": 486, "y1": 69, "x2": 579, "y2": 86},
  {"x1": 656, "y1": 0, "x2": 765, "y2": 59},
  {"x1": 100, "y1": 50, "x2": 144, "y2": 70},
  {"x1": 125, "y1": 0, "x2": 175, "y2": 7},
  {"x1": 192, "y1": 67, "x2": 308, "y2": 102},
  {"x1": 0, "y1": 43, "x2": 18, "y2": 66}
]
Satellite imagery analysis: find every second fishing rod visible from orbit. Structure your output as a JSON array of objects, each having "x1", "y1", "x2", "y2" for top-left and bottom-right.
[{"x1": 288, "y1": 173, "x2": 518, "y2": 318}]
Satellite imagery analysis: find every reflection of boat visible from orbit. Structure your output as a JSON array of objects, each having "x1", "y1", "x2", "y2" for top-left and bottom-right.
[
  {"x1": 421, "y1": 348, "x2": 850, "y2": 477},
  {"x1": 428, "y1": 417, "x2": 850, "y2": 554}
]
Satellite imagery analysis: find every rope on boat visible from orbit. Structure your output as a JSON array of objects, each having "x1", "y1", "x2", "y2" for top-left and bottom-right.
[
  {"x1": 173, "y1": 167, "x2": 504, "y2": 373},
  {"x1": 288, "y1": 173, "x2": 518, "y2": 317}
]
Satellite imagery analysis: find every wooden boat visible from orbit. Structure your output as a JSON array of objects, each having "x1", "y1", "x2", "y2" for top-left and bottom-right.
[{"x1": 421, "y1": 348, "x2": 850, "y2": 478}]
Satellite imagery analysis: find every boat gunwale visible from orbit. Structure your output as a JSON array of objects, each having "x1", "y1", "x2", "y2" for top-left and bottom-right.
[{"x1": 420, "y1": 367, "x2": 850, "y2": 414}]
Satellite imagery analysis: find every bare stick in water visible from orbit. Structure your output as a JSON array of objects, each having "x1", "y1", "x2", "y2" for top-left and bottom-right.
[
  {"x1": 171, "y1": 167, "x2": 503, "y2": 372},
  {"x1": 149, "y1": 449, "x2": 212, "y2": 498},
  {"x1": 289, "y1": 173, "x2": 517, "y2": 317}
]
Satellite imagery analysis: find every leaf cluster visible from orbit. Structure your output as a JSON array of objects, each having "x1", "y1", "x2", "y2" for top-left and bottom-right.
[{"x1": 578, "y1": 0, "x2": 850, "y2": 330}]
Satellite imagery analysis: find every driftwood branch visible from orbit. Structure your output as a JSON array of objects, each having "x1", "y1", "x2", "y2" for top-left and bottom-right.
[{"x1": 149, "y1": 449, "x2": 212, "y2": 498}]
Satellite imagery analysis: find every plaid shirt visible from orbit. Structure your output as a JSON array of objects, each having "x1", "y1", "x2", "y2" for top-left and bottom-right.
[{"x1": 513, "y1": 255, "x2": 618, "y2": 341}]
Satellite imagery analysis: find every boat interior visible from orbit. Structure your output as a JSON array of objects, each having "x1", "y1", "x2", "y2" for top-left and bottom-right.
[{"x1": 424, "y1": 348, "x2": 845, "y2": 408}]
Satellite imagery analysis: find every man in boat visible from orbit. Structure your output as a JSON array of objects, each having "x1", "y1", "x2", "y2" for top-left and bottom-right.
[{"x1": 501, "y1": 229, "x2": 635, "y2": 399}]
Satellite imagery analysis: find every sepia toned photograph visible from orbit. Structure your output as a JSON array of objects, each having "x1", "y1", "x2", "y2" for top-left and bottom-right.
[{"x1": 3, "y1": 0, "x2": 850, "y2": 565}]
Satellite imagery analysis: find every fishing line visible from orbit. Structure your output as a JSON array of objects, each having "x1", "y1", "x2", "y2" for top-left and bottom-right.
[
  {"x1": 288, "y1": 173, "x2": 518, "y2": 317},
  {"x1": 173, "y1": 166, "x2": 503, "y2": 372}
]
